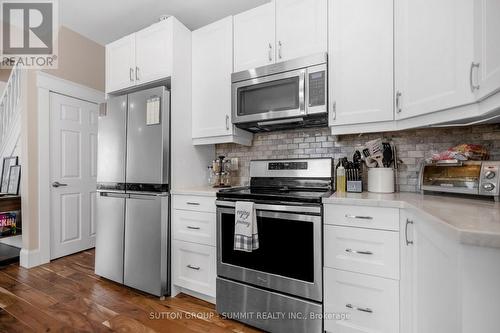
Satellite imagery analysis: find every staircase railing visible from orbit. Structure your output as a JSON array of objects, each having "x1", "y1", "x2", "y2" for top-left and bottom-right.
[{"x1": 0, "y1": 65, "x2": 23, "y2": 162}]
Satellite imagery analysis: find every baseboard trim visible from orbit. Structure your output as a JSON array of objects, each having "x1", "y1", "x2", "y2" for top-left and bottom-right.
[{"x1": 19, "y1": 248, "x2": 48, "y2": 268}]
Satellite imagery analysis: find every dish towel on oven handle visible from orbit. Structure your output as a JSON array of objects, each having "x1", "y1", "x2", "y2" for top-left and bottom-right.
[{"x1": 234, "y1": 201, "x2": 259, "y2": 252}]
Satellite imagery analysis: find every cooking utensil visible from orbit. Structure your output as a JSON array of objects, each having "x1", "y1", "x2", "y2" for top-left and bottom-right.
[{"x1": 382, "y1": 143, "x2": 393, "y2": 168}]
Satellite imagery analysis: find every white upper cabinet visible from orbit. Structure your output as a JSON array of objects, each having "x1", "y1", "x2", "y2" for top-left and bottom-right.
[
  {"x1": 135, "y1": 20, "x2": 173, "y2": 85},
  {"x1": 106, "y1": 35, "x2": 135, "y2": 93},
  {"x1": 474, "y1": 0, "x2": 500, "y2": 100},
  {"x1": 233, "y1": 3, "x2": 275, "y2": 72},
  {"x1": 275, "y1": 0, "x2": 327, "y2": 62},
  {"x1": 395, "y1": 0, "x2": 475, "y2": 120},
  {"x1": 329, "y1": 0, "x2": 394, "y2": 126},
  {"x1": 106, "y1": 20, "x2": 173, "y2": 94},
  {"x1": 192, "y1": 17, "x2": 252, "y2": 145}
]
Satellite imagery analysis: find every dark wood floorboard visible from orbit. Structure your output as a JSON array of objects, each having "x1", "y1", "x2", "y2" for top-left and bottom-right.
[{"x1": 0, "y1": 250, "x2": 263, "y2": 333}]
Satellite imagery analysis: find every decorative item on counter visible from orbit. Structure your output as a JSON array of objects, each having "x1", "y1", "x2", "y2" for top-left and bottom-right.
[
  {"x1": 431, "y1": 144, "x2": 489, "y2": 162},
  {"x1": 209, "y1": 156, "x2": 232, "y2": 188}
]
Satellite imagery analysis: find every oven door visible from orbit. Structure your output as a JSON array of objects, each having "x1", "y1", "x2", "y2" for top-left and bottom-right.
[
  {"x1": 216, "y1": 201, "x2": 322, "y2": 302},
  {"x1": 232, "y1": 69, "x2": 306, "y2": 125}
]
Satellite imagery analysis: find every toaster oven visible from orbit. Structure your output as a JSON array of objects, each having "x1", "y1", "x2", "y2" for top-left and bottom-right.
[{"x1": 420, "y1": 160, "x2": 500, "y2": 201}]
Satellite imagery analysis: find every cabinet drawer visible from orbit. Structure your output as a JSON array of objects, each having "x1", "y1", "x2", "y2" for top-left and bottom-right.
[
  {"x1": 172, "y1": 240, "x2": 216, "y2": 297},
  {"x1": 324, "y1": 268, "x2": 399, "y2": 333},
  {"x1": 173, "y1": 210, "x2": 216, "y2": 246},
  {"x1": 325, "y1": 204, "x2": 399, "y2": 231},
  {"x1": 172, "y1": 195, "x2": 216, "y2": 213},
  {"x1": 324, "y1": 225, "x2": 399, "y2": 279}
]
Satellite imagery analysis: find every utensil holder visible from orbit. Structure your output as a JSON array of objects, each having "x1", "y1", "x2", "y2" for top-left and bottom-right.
[{"x1": 368, "y1": 168, "x2": 394, "y2": 193}]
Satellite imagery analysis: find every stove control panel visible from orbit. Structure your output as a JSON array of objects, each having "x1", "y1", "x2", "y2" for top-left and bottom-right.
[{"x1": 268, "y1": 162, "x2": 308, "y2": 170}]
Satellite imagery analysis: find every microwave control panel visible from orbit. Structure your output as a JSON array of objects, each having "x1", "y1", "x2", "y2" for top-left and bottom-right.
[{"x1": 308, "y1": 70, "x2": 326, "y2": 107}]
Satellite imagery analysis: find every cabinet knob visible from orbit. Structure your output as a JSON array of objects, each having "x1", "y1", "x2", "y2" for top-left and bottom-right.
[{"x1": 278, "y1": 41, "x2": 283, "y2": 59}]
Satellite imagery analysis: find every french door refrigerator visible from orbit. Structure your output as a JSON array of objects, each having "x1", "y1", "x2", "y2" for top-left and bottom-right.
[{"x1": 95, "y1": 86, "x2": 170, "y2": 296}]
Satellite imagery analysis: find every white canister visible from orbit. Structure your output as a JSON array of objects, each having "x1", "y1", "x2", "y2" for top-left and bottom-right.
[{"x1": 368, "y1": 168, "x2": 395, "y2": 193}]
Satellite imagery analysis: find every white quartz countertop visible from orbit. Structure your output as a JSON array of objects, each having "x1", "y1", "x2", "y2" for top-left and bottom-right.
[{"x1": 323, "y1": 192, "x2": 500, "y2": 248}]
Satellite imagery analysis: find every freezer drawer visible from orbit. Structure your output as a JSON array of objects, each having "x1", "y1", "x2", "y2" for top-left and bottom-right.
[
  {"x1": 126, "y1": 86, "x2": 170, "y2": 187},
  {"x1": 95, "y1": 192, "x2": 126, "y2": 283},
  {"x1": 124, "y1": 194, "x2": 169, "y2": 296},
  {"x1": 97, "y1": 95, "x2": 127, "y2": 187}
]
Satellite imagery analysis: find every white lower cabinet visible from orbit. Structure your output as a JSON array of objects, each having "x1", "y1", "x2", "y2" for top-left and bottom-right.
[
  {"x1": 324, "y1": 204, "x2": 400, "y2": 333},
  {"x1": 324, "y1": 268, "x2": 399, "y2": 333},
  {"x1": 171, "y1": 194, "x2": 217, "y2": 300},
  {"x1": 400, "y1": 211, "x2": 461, "y2": 333},
  {"x1": 324, "y1": 225, "x2": 400, "y2": 280},
  {"x1": 172, "y1": 240, "x2": 216, "y2": 298}
]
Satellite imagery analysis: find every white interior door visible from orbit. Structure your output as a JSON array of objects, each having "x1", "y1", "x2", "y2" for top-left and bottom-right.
[{"x1": 50, "y1": 93, "x2": 98, "y2": 259}]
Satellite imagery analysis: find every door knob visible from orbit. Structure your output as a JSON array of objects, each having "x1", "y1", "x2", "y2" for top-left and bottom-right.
[{"x1": 52, "y1": 181, "x2": 68, "y2": 188}]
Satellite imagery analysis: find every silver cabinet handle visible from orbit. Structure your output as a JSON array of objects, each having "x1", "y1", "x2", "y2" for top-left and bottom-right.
[
  {"x1": 395, "y1": 91, "x2": 402, "y2": 113},
  {"x1": 469, "y1": 62, "x2": 480, "y2": 92},
  {"x1": 345, "y1": 249, "x2": 373, "y2": 255},
  {"x1": 346, "y1": 304, "x2": 373, "y2": 313},
  {"x1": 278, "y1": 40, "x2": 282, "y2": 59},
  {"x1": 187, "y1": 226, "x2": 200, "y2": 230},
  {"x1": 186, "y1": 202, "x2": 200, "y2": 206},
  {"x1": 405, "y1": 218, "x2": 414, "y2": 246},
  {"x1": 187, "y1": 265, "x2": 200, "y2": 270},
  {"x1": 331, "y1": 101, "x2": 337, "y2": 121},
  {"x1": 135, "y1": 66, "x2": 140, "y2": 81},
  {"x1": 52, "y1": 181, "x2": 68, "y2": 188},
  {"x1": 129, "y1": 68, "x2": 134, "y2": 82},
  {"x1": 268, "y1": 43, "x2": 273, "y2": 62},
  {"x1": 225, "y1": 115, "x2": 230, "y2": 130},
  {"x1": 345, "y1": 214, "x2": 373, "y2": 220}
]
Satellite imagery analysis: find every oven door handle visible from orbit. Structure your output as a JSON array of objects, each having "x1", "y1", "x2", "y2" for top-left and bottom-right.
[{"x1": 215, "y1": 200, "x2": 321, "y2": 214}]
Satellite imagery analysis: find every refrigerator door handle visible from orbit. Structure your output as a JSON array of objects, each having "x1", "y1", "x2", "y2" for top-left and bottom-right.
[
  {"x1": 128, "y1": 194, "x2": 164, "y2": 200},
  {"x1": 100, "y1": 192, "x2": 129, "y2": 199}
]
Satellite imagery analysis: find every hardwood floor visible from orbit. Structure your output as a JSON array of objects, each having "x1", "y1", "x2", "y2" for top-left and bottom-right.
[{"x1": 0, "y1": 250, "x2": 262, "y2": 333}]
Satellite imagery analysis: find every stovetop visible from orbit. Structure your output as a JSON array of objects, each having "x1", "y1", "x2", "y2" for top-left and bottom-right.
[{"x1": 217, "y1": 186, "x2": 334, "y2": 204}]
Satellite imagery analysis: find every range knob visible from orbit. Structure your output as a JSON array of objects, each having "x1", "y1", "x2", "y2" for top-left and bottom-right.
[
  {"x1": 485, "y1": 170, "x2": 496, "y2": 179},
  {"x1": 483, "y1": 183, "x2": 495, "y2": 191}
]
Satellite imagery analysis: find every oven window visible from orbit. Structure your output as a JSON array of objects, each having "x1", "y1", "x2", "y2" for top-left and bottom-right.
[
  {"x1": 220, "y1": 211, "x2": 315, "y2": 283},
  {"x1": 237, "y1": 77, "x2": 300, "y2": 116}
]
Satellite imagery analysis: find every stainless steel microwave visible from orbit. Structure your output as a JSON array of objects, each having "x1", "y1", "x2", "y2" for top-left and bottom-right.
[{"x1": 231, "y1": 53, "x2": 327, "y2": 132}]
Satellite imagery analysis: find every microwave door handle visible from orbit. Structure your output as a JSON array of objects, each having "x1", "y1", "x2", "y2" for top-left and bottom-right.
[{"x1": 299, "y1": 71, "x2": 306, "y2": 115}]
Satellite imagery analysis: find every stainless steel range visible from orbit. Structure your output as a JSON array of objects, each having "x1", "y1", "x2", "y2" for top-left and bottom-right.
[{"x1": 215, "y1": 158, "x2": 334, "y2": 333}]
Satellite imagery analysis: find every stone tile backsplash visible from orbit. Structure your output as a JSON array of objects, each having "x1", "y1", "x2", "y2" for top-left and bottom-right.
[{"x1": 215, "y1": 124, "x2": 500, "y2": 192}]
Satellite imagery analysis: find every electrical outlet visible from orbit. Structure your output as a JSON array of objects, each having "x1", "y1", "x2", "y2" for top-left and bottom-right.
[{"x1": 231, "y1": 158, "x2": 239, "y2": 171}]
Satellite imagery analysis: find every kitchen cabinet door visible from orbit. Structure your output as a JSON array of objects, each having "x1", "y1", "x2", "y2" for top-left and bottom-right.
[
  {"x1": 275, "y1": 0, "x2": 327, "y2": 62},
  {"x1": 233, "y1": 2, "x2": 275, "y2": 72},
  {"x1": 106, "y1": 34, "x2": 135, "y2": 93},
  {"x1": 192, "y1": 17, "x2": 234, "y2": 139},
  {"x1": 135, "y1": 20, "x2": 173, "y2": 85},
  {"x1": 474, "y1": 0, "x2": 500, "y2": 100},
  {"x1": 329, "y1": 0, "x2": 394, "y2": 126},
  {"x1": 400, "y1": 212, "x2": 461, "y2": 333},
  {"x1": 395, "y1": 0, "x2": 475, "y2": 120}
]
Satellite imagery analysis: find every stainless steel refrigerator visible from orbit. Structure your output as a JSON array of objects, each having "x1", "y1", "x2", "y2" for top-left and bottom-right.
[{"x1": 95, "y1": 86, "x2": 170, "y2": 296}]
